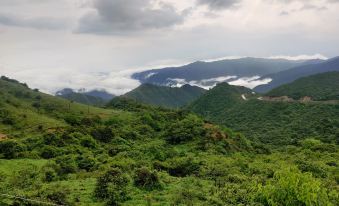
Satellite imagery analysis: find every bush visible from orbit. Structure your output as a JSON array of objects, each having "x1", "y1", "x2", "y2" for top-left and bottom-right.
[
  {"x1": 91, "y1": 126, "x2": 114, "y2": 143},
  {"x1": 256, "y1": 167, "x2": 331, "y2": 206},
  {"x1": 0, "y1": 140, "x2": 26, "y2": 159},
  {"x1": 40, "y1": 146, "x2": 59, "y2": 159},
  {"x1": 165, "y1": 114, "x2": 205, "y2": 144},
  {"x1": 295, "y1": 160, "x2": 328, "y2": 178},
  {"x1": 55, "y1": 155, "x2": 78, "y2": 175},
  {"x1": 41, "y1": 166, "x2": 58, "y2": 182},
  {"x1": 77, "y1": 155, "x2": 97, "y2": 171},
  {"x1": 80, "y1": 135, "x2": 97, "y2": 149},
  {"x1": 94, "y1": 168, "x2": 129, "y2": 205},
  {"x1": 134, "y1": 167, "x2": 161, "y2": 190},
  {"x1": 166, "y1": 156, "x2": 201, "y2": 177},
  {"x1": 45, "y1": 185, "x2": 71, "y2": 205}
]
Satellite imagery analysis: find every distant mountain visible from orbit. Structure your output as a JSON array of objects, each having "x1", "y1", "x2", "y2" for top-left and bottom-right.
[
  {"x1": 132, "y1": 58, "x2": 323, "y2": 88},
  {"x1": 56, "y1": 88, "x2": 115, "y2": 106},
  {"x1": 266, "y1": 72, "x2": 339, "y2": 101},
  {"x1": 254, "y1": 57, "x2": 339, "y2": 93},
  {"x1": 122, "y1": 83, "x2": 206, "y2": 108}
]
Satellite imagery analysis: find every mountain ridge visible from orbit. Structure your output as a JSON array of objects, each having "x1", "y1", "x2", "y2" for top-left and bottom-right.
[{"x1": 122, "y1": 83, "x2": 206, "y2": 108}]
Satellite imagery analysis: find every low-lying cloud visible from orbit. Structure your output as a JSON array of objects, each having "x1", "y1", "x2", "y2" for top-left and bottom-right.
[
  {"x1": 1, "y1": 67, "x2": 141, "y2": 95},
  {"x1": 166, "y1": 75, "x2": 272, "y2": 89}
]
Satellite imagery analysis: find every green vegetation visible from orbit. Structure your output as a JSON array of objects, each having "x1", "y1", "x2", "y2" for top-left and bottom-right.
[
  {"x1": 188, "y1": 82, "x2": 339, "y2": 145},
  {"x1": 123, "y1": 83, "x2": 206, "y2": 108},
  {"x1": 57, "y1": 92, "x2": 108, "y2": 106},
  {"x1": 0, "y1": 77, "x2": 338, "y2": 205},
  {"x1": 267, "y1": 71, "x2": 339, "y2": 100}
]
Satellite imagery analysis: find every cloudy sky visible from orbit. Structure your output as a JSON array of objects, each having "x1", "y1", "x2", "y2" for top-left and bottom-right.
[{"x1": 0, "y1": 0, "x2": 338, "y2": 94}]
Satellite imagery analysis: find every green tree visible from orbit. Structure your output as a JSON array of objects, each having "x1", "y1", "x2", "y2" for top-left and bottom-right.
[
  {"x1": 256, "y1": 167, "x2": 332, "y2": 206},
  {"x1": 94, "y1": 168, "x2": 129, "y2": 205}
]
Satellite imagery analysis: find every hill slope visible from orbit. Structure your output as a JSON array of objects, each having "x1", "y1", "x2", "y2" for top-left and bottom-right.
[
  {"x1": 132, "y1": 58, "x2": 318, "y2": 88},
  {"x1": 0, "y1": 76, "x2": 116, "y2": 135},
  {"x1": 0, "y1": 76, "x2": 338, "y2": 205},
  {"x1": 266, "y1": 72, "x2": 339, "y2": 100},
  {"x1": 188, "y1": 82, "x2": 339, "y2": 145},
  {"x1": 254, "y1": 57, "x2": 339, "y2": 93},
  {"x1": 188, "y1": 82, "x2": 255, "y2": 117},
  {"x1": 122, "y1": 83, "x2": 206, "y2": 108}
]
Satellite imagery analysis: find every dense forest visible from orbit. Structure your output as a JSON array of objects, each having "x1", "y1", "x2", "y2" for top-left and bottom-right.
[
  {"x1": 267, "y1": 71, "x2": 339, "y2": 101},
  {"x1": 0, "y1": 77, "x2": 338, "y2": 205}
]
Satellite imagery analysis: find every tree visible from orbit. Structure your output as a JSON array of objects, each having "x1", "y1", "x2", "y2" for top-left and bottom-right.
[
  {"x1": 256, "y1": 167, "x2": 332, "y2": 206},
  {"x1": 134, "y1": 167, "x2": 161, "y2": 190},
  {"x1": 94, "y1": 168, "x2": 129, "y2": 205}
]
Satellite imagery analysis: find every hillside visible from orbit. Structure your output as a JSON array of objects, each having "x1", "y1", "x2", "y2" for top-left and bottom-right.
[
  {"x1": 122, "y1": 83, "x2": 206, "y2": 108},
  {"x1": 0, "y1": 76, "x2": 116, "y2": 136},
  {"x1": 0, "y1": 76, "x2": 338, "y2": 206},
  {"x1": 188, "y1": 82, "x2": 339, "y2": 145},
  {"x1": 56, "y1": 88, "x2": 115, "y2": 106},
  {"x1": 254, "y1": 57, "x2": 339, "y2": 93},
  {"x1": 132, "y1": 58, "x2": 319, "y2": 88},
  {"x1": 266, "y1": 72, "x2": 339, "y2": 101},
  {"x1": 188, "y1": 82, "x2": 255, "y2": 117}
]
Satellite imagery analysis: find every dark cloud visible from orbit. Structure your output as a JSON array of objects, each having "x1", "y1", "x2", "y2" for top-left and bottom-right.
[
  {"x1": 0, "y1": 13, "x2": 69, "y2": 30},
  {"x1": 76, "y1": 0, "x2": 186, "y2": 34},
  {"x1": 196, "y1": 0, "x2": 240, "y2": 10}
]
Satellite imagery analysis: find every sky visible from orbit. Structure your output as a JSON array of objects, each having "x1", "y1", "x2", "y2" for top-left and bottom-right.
[{"x1": 0, "y1": 0, "x2": 338, "y2": 95}]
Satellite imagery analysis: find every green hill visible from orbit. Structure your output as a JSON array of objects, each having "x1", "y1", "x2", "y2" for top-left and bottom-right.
[
  {"x1": 0, "y1": 76, "x2": 338, "y2": 205},
  {"x1": 266, "y1": 71, "x2": 339, "y2": 100},
  {"x1": 188, "y1": 82, "x2": 339, "y2": 145},
  {"x1": 123, "y1": 83, "x2": 206, "y2": 108},
  {"x1": 57, "y1": 91, "x2": 108, "y2": 106},
  {"x1": 0, "y1": 76, "x2": 116, "y2": 136},
  {"x1": 188, "y1": 82, "x2": 255, "y2": 117}
]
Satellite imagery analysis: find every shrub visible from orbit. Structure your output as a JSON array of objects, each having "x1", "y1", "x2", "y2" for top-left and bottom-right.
[
  {"x1": 134, "y1": 167, "x2": 161, "y2": 190},
  {"x1": 55, "y1": 155, "x2": 78, "y2": 175},
  {"x1": 40, "y1": 146, "x2": 59, "y2": 159},
  {"x1": 91, "y1": 126, "x2": 114, "y2": 143},
  {"x1": 165, "y1": 114, "x2": 205, "y2": 144},
  {"x1": 45, "y1": 185, "x2": 71, "y2": 205},
  {"x1": 167, "y1": 156, "x2": 201, "y2": 177},
  {"x1": 41, "y1": 166, "x2": 58, "y2": 182},
  {"x1": 76, "y1": 155, "x2": 97, "y2": 171},
  {"x1": 64, "y1": 115, "x2": 80, "y2": 126},
  {"x1": 80, "y1": 135, "x2": 97, "y2": 149},
  {"x1": 0, "y1": 140, "x2": 26, "y2": 159},
  {"x1": 295, "y1": 160, "x2": 327, "y2": 178},
  {"x1": 256, "y1": 167, "x2": 331, "y2": 206},
  {"x1": 94, "y1": 168, "x2": 129, "y2": 205}
]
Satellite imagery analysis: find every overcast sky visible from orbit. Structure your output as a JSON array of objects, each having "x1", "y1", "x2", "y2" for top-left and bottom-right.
[{"x1": 0, "y1": 0, "x2": 338, "y2": 94}]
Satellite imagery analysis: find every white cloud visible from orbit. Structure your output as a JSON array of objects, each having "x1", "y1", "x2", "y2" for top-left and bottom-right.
[
  {"x1": 165, "y1": 75, "x2": 270, "y2": 90},
  {"x1": 268, "y1": 54, "x2": 328, "y2": 60},
  {"x1": 0, "y1": 0, "x2": 338, "y2": 95},
  {"x1": 228, "y1": 76, "x2": 272, "y2": 89}
]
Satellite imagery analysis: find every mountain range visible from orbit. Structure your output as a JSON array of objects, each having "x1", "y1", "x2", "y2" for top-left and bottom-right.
[{"x1": 132, "y1": 57, "x2": 324, "y2": 88}]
